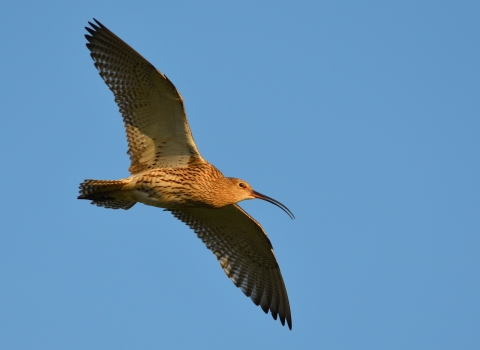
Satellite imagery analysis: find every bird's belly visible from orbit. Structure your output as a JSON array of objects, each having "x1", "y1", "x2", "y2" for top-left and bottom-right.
[{"x1": 129, "y1": 189, "x2": 209, "y2": 209}]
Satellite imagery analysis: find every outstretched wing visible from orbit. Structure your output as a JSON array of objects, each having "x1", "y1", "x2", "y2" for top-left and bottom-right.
[
  {"x1": 85, "y1": 19, "x2": 204, "y2": 173},
  {"x1": 168, "y1": 204, "x2": 292, "y2": 329}
]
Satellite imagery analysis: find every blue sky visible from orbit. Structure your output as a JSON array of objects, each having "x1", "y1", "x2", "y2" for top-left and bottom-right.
[{"x1": 1, "y1": 1, "x2": 479, "y2": 349}]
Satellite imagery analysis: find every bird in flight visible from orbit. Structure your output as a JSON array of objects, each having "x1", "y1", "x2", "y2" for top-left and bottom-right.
[{"x1": 79, "y1": 19, "x2": 294, "y2": 329}]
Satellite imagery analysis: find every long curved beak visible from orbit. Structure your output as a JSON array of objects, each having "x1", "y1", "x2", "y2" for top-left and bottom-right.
[{"x1": 252, "y1": 190, "x2": 295, "y2": 219}]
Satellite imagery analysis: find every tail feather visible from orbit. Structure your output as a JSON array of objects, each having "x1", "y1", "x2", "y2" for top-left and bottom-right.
[{"x1": 78, "y1": 179, "x2": 136, "y2": 210}]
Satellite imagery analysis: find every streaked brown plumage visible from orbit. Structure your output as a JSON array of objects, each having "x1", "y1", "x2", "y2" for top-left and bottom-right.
[{"x1": 78, "y1": 19, "x2": 294, "y2": 329}]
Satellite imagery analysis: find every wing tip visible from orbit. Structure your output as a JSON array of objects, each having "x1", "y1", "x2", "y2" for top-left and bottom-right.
[
  {"x1": 85, "y1": 19, "x2": 107, "y2": 39},
  {"x1": 274, "y1": 305, "x2": 292, "y2": 330},
  {"x1": 93, "y1": 18, "x2": 104, "y2": 28},
  {"x1": 286, "y1": 316, "x2": 292, "y2": 330}
]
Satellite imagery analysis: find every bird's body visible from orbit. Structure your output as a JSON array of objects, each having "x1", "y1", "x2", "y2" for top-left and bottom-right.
[
  {"x1": 82, "y1": 163, "x2": 255, "y2": 209},
  {"x1": 79, "y1": 19, "x2": 294, "y2": 329}
]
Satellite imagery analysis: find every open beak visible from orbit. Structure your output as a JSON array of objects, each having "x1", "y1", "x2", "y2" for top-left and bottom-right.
[{"x1": 252, "y1": 190, "x2": 295, "y2": 219}]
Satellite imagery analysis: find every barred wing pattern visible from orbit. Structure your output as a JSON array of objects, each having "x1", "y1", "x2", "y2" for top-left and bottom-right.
[
  {"x1": 85, "y1": 20, "x2": 204, "y2": 173},
  {"x1": 168, "y1": 204, "x2": 292, "y2": 329}
]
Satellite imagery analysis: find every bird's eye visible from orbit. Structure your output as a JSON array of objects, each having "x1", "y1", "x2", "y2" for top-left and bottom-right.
[{"x1": 238, "y1": 182, "x2": 245, "y2": 188}]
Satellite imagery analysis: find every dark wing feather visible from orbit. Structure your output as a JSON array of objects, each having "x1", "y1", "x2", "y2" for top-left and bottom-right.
[
  {"x1": 168, "y1": 204, "x2": 292, "y2": 329},
  {"x1": 85, "y1": 19, "x2": 204, "y2": 173}
]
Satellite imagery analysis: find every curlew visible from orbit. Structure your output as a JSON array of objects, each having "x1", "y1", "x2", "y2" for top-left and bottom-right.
[{"x1": 78, "y1": 19, "x2": 294, "y2": 329}]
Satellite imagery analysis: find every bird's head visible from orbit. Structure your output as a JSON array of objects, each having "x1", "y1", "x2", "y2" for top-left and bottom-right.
[{"x1": 225, "y1": 178, "x2": 295, "y2": 219}]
